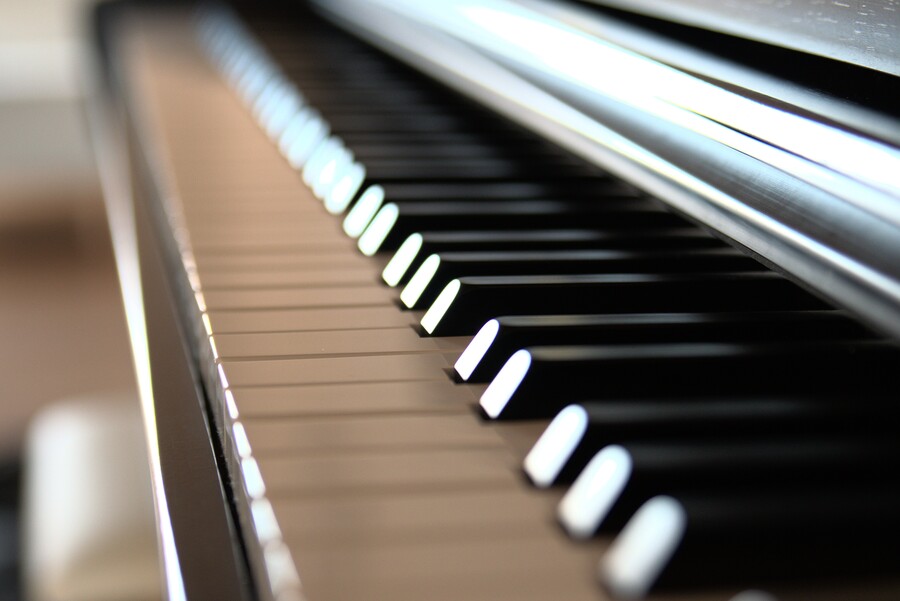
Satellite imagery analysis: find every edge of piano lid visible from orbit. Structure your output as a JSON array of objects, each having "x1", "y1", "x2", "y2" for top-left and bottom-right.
[{"x1": 313, "y1": 0, "x2": 900, "y2": 341}]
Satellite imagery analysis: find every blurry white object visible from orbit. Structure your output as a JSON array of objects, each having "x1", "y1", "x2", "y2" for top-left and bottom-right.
[{"x1": 23, "y1": 397, "x2": 162, "y2": 601}]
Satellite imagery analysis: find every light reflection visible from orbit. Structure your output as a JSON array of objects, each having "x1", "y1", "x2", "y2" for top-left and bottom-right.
[
  {"x1": 239, "y1": 68, "x2": 267, "y2": 103},
  {"x1": 221, "y1": 50, "x2": 247, "y2": 84},
  {"x1": 201, "y1": 313, "x2": 213, "y2": 337},
  {"x1": 557, "y1": 445, "x2": 632, "y2": 538},
  {"x1": 357, "y1": 203, "x2": 399, "y2": 256},
  {"x1": 198, "y1": 21, "x2": 304, "y2": 601},
  {"x1": 454, "y1": 318, "x2": 500, "y2": 381},
  {"x1": 224, "y1": 49, "x2": 251, "y2": 82},
  {"x1": 239, "y1": 69, "x2": 267, "y2": 101},
  {"x1": 266, "y1": 89, "x2": 303, "y2": 139},
  {"x1": 278, "y1": 108, "x2": 311, "y2": 155},
  {"x1": 452, "y1": 1, "x2": 900, "y2": 200},
  {"x1": 258, "y1": 84, "x2": 290, "y2": 131},
  {"x1": 216, "y1": 363, "x2": 230, "y2": 391},
  {"x1": 250, "y1": 498, "x2": 282, "y2": 545},
  {"x1": 345, "y1": 185, "x2": 385, "y2": 237},
  {"x1": 241, "y1": 457, "x2": 266, "y2": 499},
  {"x1": 479, "y1": 349, "x2": 531, "y2": 419},
  {"x1": 321, "y1": 0, "x2": 900, "y2": 329},
  {"x1": 286, "y1": 115, "x2": 329, "y2": 169},
  {"x1": 400, "y1": 253, "x2": 440, "y2": 308},
  {"x1": 241, "y1": 63, "x2": 276, "y2": 102},
  {"x1": 194, "y1": 291, "x2": 207, "y2": 313},
  {"x1": 232, "y1": 422, "x2": 253, "y2": 459},
  {"x1": 382, "y1": 232, "x2": 422, "y2": 285},
  {"x1": 598, "y1": 495, "x2": 686, "y2": 600},
  {"x1": 263, "y1": 540, "x2": 303, "y2": 598},
  {"x1": 312, "y1": 147, "x2": 351, "y2": 199},
  {"x1": 420, "y1": 279, "x2": 461, "y2": 335},
  {"x1": 252, "y1": 78, "x2": 284, "y2": 119},
  {"x1": 326, "y1": 163, "x2": 366, "y2": 214},
  {"x1": 224, "y1": 390, "x2": 240, "y2": 421},
  {"x1": 523, "y1": 404, "x2": 588, "y2": 487},
  {"x1": 302, "y1": 137, "x2": 342, "y2": 187}
]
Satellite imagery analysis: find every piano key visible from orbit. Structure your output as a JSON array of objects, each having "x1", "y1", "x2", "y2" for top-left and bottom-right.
[
  {"x1": 221, "y1": 351, "x2": 460, "y2": 387},
  {"x1": 558, "y1": 437, "x2": 900, "y2": 539},
  {"x1": 378, "y1": 180, "x2": 628, "y2": 202},
  {"x1": 199, "y1": 265, "x2": 376, "y2": 288},
  {"x1": 312, "y1": 111, "x2": 467, "y2": 134},
  {"x1": 202, "y1": 284, "x2": 394, "y2": 310},
  {"x1": 291, "y1": 535, "x2": 601, "y2": 601},
  {"x1": 349, "y1": 157, "x2": 597, "y2": 182},
  {"x1": 190, "y1": 239, "x2": 355, "y2": 256},
  {"x1": 268, "y1": 489, "x2": 559, "y2": 545},
  {"x1": 421, "y1": 272, "x2": 826, "y2": 336},
  {"x1": 599, "y1": 492, "x2": 900, "y2": 596},
  {"x1": 213, "y1": 327, "x2": 469, "y2": 359},
  {"x1": 337, "y1": 140, "x2": 578, "y2": 161},
  {"x1": 400, "y1": 248, "x2": 764, "y2": 310},
  {"x1": 193, "y1": 250, "x2": 364, "y2": 270},
  {"x1": 187, "y1": 225, "x2": 343, "y2": 247},
  {"x1": 302, "y1": 136, "x2": 345, "y2": 187},
  {"x1": 456, "y1": 310, "x2": 871, "y2": 382},
  {"x1": 252, "y1": 447, "x2": 521, "y2": 496},
  {"x1": 205, "y1": 306, "x2": 414, "y2": 333},
  {"x1": 339, "y1": 182, "x2": 380, "y2": 233},
  {"x1": 231, "y1": 380, "x2": 476, "y2": 419},
  {"x1": 479, "y1": 341, "x2": 899, "y2": 420},
  {"x1": 313, "y1": 103, "x2": 511, "y2": 121},
  {"x1": 240, "y1": 413, "x2": 509, "y2": 455},
  {"x1": 284, "y1": 111, "x2": 330, "y2": 167},
  {"x1": 365, "y1": 200, "x2": 683, "y2": 253},
  {"x1": 178, "y1": 185, "x2": 335, "y2": 208},
  {"x1": 524, "y1": 395, "x2": 899, "y2": 488},
  {"x1": 332, "y1": 129, "x2": 539, "y2": 148},
  {"x1": 382, "y1": 228, "x2": 721, "y2": 287}
]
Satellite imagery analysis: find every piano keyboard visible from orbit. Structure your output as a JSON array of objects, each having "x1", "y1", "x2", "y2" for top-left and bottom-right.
[{"x1": 114, "y1": 4, "x2": 900, "y2": 601}]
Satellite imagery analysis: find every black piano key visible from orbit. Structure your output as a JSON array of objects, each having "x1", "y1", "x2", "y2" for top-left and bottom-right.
[
  {"x1": 557, "y1": 437, "x2": 900, "y2": 539},
  {"x1": 456, "y1": 310, "x2": 872, "y2": 382},
  {"x1": 345, "y1": 179, "x2": 639, "y2": 227},
  {"x1": 335, "y1": 131, "x2": 528, "y2": 148},
  {"x1": 400, "y1": 248, "x2": 762, "y2": 310},
  {"x1": 599, "y1": 492, "x2": 900, "y2": 596},
  {"x1": 479, "y1": 340, "x2": 899, "y2": 420},
  {"x1": 524, "y1": 394, "x2": 898, "y2": 488},
  {"x1": 339, "y1": 141, "x2": 582, "y2": 162},
  {"x1": 378, "y1": 181, "x2": 628, "y2": 202},
  {"x1": 382, "y1": 229, "x2": 721, "y2": 287},
  {"x1": 362, "y1": 200, "x2": 682, "y2": 253},
  {"x1": 420, "y1": 272, "x2": 826, "y2": 336},
  {"x1": 353, "y1": 158, "x2": 595, "y2": 182},
  {"x1": 380, "y1": 158, "x2": 600, "y2": 181},
  {"x1": 314, "y1": 104, "x2": 512, "y2": 123},
  {"x1": 317, "y1": 110, "x2": 528, "y2": 136}
]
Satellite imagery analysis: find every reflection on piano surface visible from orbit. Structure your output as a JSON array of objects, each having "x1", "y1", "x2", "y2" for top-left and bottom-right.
[{"x1": 90, "y1": 1, "x2": 900, "y2": 600}]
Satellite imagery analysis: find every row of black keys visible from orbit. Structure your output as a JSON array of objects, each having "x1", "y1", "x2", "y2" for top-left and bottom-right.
[{"x1": 201, "y1": 7, "x2": 900, "y2": 599}]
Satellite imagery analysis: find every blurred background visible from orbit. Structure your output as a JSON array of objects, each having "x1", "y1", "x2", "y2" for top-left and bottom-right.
[{"x1": 1, "y1": 0, "x2": 140, "y2": 599}]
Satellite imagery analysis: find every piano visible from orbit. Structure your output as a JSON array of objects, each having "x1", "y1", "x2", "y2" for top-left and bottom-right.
[{"x1": 86, "y1": 1, "x2": 900, "y2": 600}]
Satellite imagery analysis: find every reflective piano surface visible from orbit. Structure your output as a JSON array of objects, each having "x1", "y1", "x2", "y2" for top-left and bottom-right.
[{"x1": 87, "y1": 2, "x2": 900, "y2": 600}]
